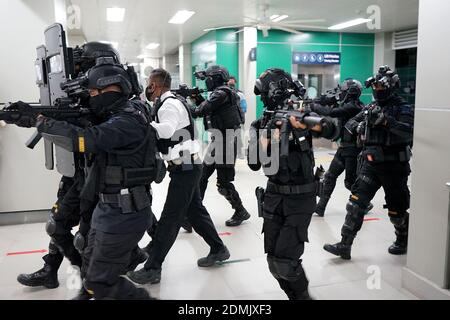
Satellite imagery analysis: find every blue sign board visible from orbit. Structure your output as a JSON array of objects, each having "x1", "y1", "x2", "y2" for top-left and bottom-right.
[{"x1": 293, "y1": 52, "x2": 341, "y2": 65}]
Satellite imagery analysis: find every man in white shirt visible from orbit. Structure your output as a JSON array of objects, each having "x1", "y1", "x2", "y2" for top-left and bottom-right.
[{"x1": 128, "y1": 69, "x2": 230, "y2": 285}]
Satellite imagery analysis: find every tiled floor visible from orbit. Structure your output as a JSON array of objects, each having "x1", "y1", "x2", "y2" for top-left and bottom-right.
[{"x1": 0, "y1": 149, "x2": 417, "y2": 300}]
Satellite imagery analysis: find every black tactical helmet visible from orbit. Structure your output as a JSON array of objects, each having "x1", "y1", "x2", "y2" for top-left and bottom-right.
[
  {"x1": 196, "y1": 65, "x2": 230, "y2": 91},
  {"x1": 87, "y1": 57, "x2": 132, "y2": 96},
  {"x1": 365, "y1": 66, "x2": 400, "y2": 102},
  {"x1": 340, "y1": 78, "x2": 363, "y2": 102},
  {"x1": 74, "y1": 41, "x2": 121, "y2": 73},
  {"x1": 254, "y1": 68, "x2": 296, "y2": 109}
]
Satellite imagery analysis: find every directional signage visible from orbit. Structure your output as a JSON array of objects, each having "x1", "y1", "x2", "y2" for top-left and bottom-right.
[{"x1": 293, "y1": 52, "x2": 341, "y2": 65}]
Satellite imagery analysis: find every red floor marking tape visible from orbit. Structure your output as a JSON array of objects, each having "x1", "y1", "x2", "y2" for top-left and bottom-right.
[
  {"x1": 6, "y1": 249, "x2": 47, "y2": 256},
  {"x1": 219, "y1": 232, "x2": 232, "y2": 236},
  {"x1": 364, "y1": 218, "x2": 381, "y2": 222}
]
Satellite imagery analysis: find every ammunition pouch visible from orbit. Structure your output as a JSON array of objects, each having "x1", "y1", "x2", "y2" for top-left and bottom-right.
[
  {"x1": 99, "y1": 186, "x2": 152, "y2": 214},
  {"x1": 362, "y1": 146, "x2": 411, "y2": 163},
  {"x1": 104, "y1": 166, "x2": 156, "y2": 188}
]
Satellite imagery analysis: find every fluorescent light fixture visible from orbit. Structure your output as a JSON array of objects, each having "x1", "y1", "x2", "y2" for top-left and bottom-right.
[
  {"x1": 128, "y1": 63, "x2": 139, "y2": 67},
  {"x1": 272, "y1": 15, "x2": 288, "y2": 23},
  {"x1": 328, "y1": 18, "x2": 372, "y2": 30},
  {"x1": 169, "y1": 10, "x2": 195, "y2": 24},
  {"x1": 107, "y1": 7, "x2": 125, "y2": 22},
  {"x1": 270, "y1": 15, "x2": 280, "y2": 20},
  {"x1": 146, "y1": 43, "x2": 160, "y2": 50},
  {"x1": 137, "y1": 54, "x2": 147, "y2": 59}
]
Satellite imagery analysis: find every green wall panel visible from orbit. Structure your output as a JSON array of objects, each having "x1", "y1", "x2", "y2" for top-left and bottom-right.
[
  {"x1": 256, "y1": 43, "x2": 292, "y2": 118},
  {"x1": 258, "y1": 30, "x2": 340, "y2": 44},
  {"x1": 340, "y1": 45, "x2": 375, "y2": 103},
  {"x1": 191, "y1": 29, "x2": 375, "y2": 117},
  {"x1": 342, "y1": 33, "x2": 375, "y2": 45}
]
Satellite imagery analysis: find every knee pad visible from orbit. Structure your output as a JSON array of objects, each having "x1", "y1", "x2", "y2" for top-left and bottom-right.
[
  {"x1": 343, "y1": 201, "x2": 366, "y2": 236},
  {"x1": 46, "y1": 217, "x2": 57, "y2": 237},
  {"x1": 346, "y1": 201, "x2": 366, "y2": 218},
  {"x1": 73, "y1": 232, "x2": 86, "y2": 253},
  {"x1": 267, "y1": 255, "x2": 305, "y2": 282}
]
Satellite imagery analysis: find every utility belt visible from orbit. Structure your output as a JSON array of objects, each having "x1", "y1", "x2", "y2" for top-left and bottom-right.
[
  {"x1": 168, "y1": 153, "x2": 201, "y2": 172},
  {"x1": 99, "y1": 185, "x2": 152, "y2": 214},
  {"x1": 363, "y1": 146, "x2": 412, "y2": 163},
  {"x1": 266, "y1": 181, "x2": 317, "y2": 195}
]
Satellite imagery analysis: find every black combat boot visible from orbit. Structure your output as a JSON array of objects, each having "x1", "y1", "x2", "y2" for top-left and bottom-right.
[
  {"x1": 388, "y1": 213, "x2": 409, "y2": 255},
  {"x1": 388, "y1": 236, "x2": 408, "y2": 255},
  {"x1": 127, "y1": 247, "x2": 149, "y2": 272},
  {"x1": 72, "y1": 287, "x2": 94, "y2": 300},
  {"x1": 17, "y1": 264, "x2": 59, "y2": 289},
  {"x1": 315, "y1": 196, "x2": 330, "y2": 217},
  {"x1": 323, "y1": 236, "x2": 353, "y2": 260},
  {"x1": 226, "y1": 206, "x2": 251, "y2": 227}
]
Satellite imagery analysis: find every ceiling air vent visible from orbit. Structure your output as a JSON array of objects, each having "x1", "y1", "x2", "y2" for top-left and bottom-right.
[{"x1": 392, "y1": 29, "x2": 418, "y2": 50}]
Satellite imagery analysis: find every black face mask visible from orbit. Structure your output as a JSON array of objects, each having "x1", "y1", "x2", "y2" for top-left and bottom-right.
[
  {"x1": 205, "y1": 77, "x2": 216, "y2": 91},
  {"x1": 90, "y1": 91, "x2": 124, "y2": 117}
]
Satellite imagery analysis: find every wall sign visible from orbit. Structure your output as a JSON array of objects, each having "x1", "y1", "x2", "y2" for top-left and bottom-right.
[
  {"x1": 292, "y1": 52, "x2": 341, "y2": 65},
  {"x1": 249, "y1": 47, "x2": 257, "y2": 61}
]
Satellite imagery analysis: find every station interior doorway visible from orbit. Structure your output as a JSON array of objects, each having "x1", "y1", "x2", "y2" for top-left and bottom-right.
[{"x1": 293, "y1": 64, "x2": 341, "y2": 99}]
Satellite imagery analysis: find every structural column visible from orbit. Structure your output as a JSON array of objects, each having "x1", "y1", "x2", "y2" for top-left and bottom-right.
[{"x1": 402, "y1": 0, "x2": 450, "y2": 300}]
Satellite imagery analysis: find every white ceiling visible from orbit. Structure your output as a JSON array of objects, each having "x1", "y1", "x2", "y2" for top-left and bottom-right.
[{"x1": 67, "y1": 0, "x2": 419, "y2": 63}]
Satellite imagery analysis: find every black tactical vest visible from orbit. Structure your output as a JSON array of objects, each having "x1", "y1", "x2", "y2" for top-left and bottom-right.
[
  {"x1": 81, "y1": 100, "x2": 161, "y2": 198},
  {"x1": 210, "y1": 86, "x2": 244, "y2": 131},
  {"x1": 155, "y1": 95, "x2": 196, "y2": 156}
]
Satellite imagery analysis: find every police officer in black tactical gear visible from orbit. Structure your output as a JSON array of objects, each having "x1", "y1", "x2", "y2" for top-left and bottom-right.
[
  {"x1": 323, "y1": 66, "x2": 414, "y2": 260},
  {"x1": 10, "y1": 59, "x2": 156, "y2": 299},
  {"x1": 192, "y1": 65, "x2": 250, "y2": 227},
  {"x1": 311, "y1": 79, "x2": 367, "y2": 217},
  {"x1": 14, "y1": 42, "x2": 147, "y2": 299},
  {"x1": 248, "y1": 68, "x2": 339, "y2": 300},
  {"x1": 128, "y1": 69, "x2": 230, "y2": 286}
]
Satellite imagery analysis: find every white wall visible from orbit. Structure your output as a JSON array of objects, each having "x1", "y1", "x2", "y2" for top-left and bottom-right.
[
  {"x1": 0, "y1": 0, "x2": 61, "y2": 212},
  {"x1": 179, "y1": 44, "x2": 192, "y2": 87},
  {"x1": 373, "y1": 32, "x2": 396, "y2": 72},
  {"x1": 238, "y1": 27, "x2": 257, "y2": 129},
  {"x1": 402, "y1": 0, "x2": 450, "y2": 299}
]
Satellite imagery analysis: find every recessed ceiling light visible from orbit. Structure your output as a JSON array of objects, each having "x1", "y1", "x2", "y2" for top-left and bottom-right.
[
  {"x1": 270, "y1": 15, "x2": 280, "y2": 20},
  {"x1": 146, "y1": 43, "x2": 160, "y2": 50},
  {"x1": 128, "y1": 63, "x2": 139, "y2": 67},
  {"x1": 107, "y1": 7, "x2": 125, "y2": 22},
  {"x1": 272, "y1": 15, "x2": 288, "y2": 23},
  {"x1": 169, "y1": 10, "x2": 195, "y2": 24},
  {"x1": 137, "y1": 54, "x2": 147, "y2": 59},
  {"x1": 328, "y1": 18, "x2": 372, "y2": 30}
]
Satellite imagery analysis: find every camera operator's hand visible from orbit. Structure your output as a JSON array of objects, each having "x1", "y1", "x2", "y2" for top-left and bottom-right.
[{"x1": 5, "y1": 101, "x2": 39, "y2": 128}]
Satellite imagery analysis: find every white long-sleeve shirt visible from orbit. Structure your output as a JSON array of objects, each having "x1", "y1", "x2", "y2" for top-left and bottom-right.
[{"x1": 150, "y1": 91, "x2": 200, "y2": 161}]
